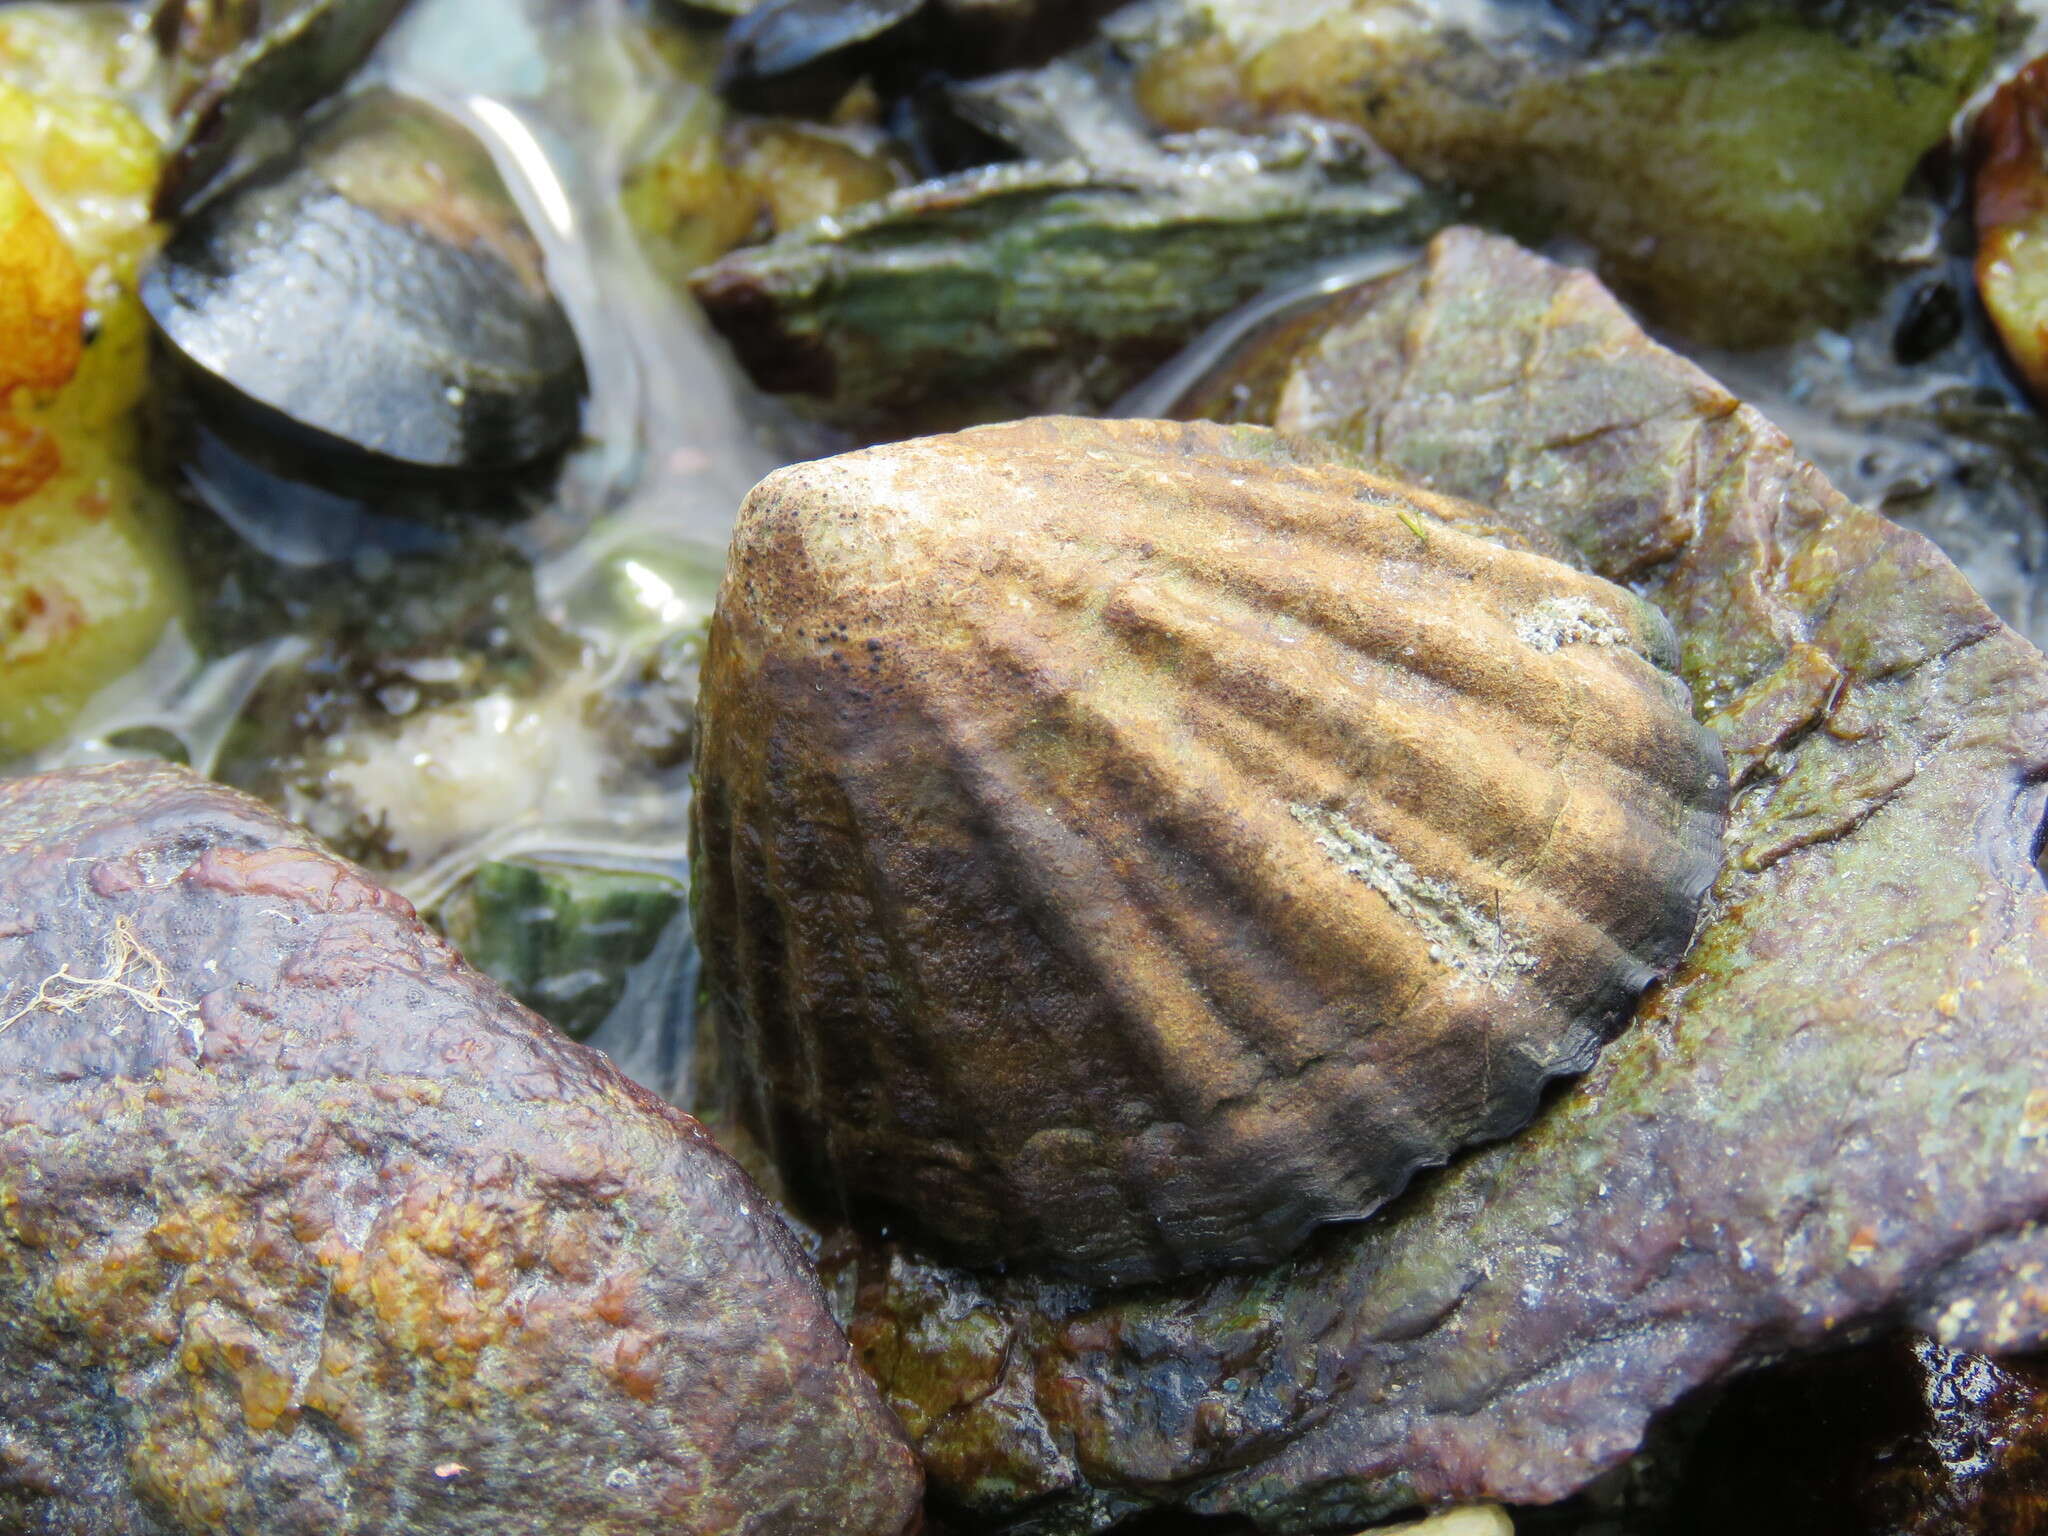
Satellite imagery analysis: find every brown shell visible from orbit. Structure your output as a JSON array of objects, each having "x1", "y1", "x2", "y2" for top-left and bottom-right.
[{"x1": 693, "y1": 417, "x2": 1729, "y2": 1285}]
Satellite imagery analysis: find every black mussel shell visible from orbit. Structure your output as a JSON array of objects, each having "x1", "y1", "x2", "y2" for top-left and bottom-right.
[
  {"x1": 717, "y1": 0, "x2": 1122, "y2": 114},
  {"x1": 143, "y1": 89, "x2": 586, "y2": 475},
  {"x1": 718, "y1": 0, "x2": 924, "y2": 93}
]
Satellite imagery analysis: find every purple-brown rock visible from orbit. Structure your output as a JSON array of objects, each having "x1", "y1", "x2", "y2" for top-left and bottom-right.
[
  {"x1": 825, "y1": 229, "x2": 2048, "y2": 1532},
  {"x1": 0, "y1": 760, "x2": 922, "y2": 1535}
]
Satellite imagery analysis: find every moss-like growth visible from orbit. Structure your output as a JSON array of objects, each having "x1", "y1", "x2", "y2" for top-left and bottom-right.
[
  {"x1": 436, "y1": 857, "x2": 686, "y2": 1040},
  {"x1": 1130, "y1": 0, "x2": 2012, "y2": 344}
]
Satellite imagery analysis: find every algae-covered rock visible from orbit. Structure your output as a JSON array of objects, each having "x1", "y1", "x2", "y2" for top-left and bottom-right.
[
  {"x1": 826, "y1": 228, "x2": 2048, "y2": 1531},
  {"x1": 689, "y1": 117, "x2": 1442, "y2": 415},
  {"x1": 1120, "y1": 0, "x2": 2012, "y2": 345},
  {"x1": 696, "y1": 416, "x2": 1728, "y2": 1286},
  {"x1": 0, "y1": 759, "x2": 921, "y2": 1535}
]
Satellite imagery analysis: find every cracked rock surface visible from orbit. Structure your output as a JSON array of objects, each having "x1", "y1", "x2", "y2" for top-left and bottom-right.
[
  {"x1": 825, "y1": 229, "x2": 2048, "y2": 1533},
  {"x1": 0, "y1": 760, "x2": 921, "y2": 1536}
]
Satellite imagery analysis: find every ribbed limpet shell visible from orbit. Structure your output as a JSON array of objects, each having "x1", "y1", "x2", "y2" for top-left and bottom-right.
[{"x1": 694, "y1": 417, "x2": 1728, "y2": 1284}]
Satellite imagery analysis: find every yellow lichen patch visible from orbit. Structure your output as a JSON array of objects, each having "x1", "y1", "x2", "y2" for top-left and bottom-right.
[
  {"x1": 298, "y1": 1330, "x2": 369, "y2": 1438},
  {"x1": 589, "y1": 1262, "x2": 646, "y2": 1328},
  {"x1": 0, "y1": 5, "x2": 157, "y2": 103},
  {"x1": 0, "y1": 159, "x2": 82, "y2": 500},
  {"x1": 356, "y1": 1174, "x2": 540, "y2": 1379},
  {"x1": 1976, "y1": 60, "x2": 2048, "y2": 405},
  {"x1": 43, "y1": 1225, "x2": 166, "y2": 1343},
  {"x1": 176, "y1": 1305, "x2": 297, "y2": 1433},
  {"x1": 2020, "y1": 1088, "x2": 2048, "y2": 1142},
  {"x1": 128, "y1": 1414, "x2": 241, "y2": 1534},
  {"x1": 0, "y1": 415, "x2": 56, "y2": 509},
  {"x1": 0, "y1": 70, "x2": 186, "y2": 757},
  {"x1": 601, "y1": 1326, "x2": 662, "y2": 1402}
]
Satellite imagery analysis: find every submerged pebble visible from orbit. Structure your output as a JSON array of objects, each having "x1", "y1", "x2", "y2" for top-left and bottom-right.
[{"x1": 1119, "y1": 0, "x2": 2007, "y2": 345}]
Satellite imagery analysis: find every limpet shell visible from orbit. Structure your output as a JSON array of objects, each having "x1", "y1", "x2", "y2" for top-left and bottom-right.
[{"x1": 694, "y1": 417, "x2": 1729, "y2": 1284}]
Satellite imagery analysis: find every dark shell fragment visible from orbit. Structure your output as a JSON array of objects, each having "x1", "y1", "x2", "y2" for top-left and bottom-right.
[
  {"x1": 718, "y1": 0, "x2": 924, "y2": 91},
  {"x1": 143, "y1": 90, "x2": 586, "y2": 475},
  {"x1": 153, "y1": 0, "x2": 416, "y2": 219},
  {"x1": 716, "y1": 0, "x2": 1123, "y2": 113}
]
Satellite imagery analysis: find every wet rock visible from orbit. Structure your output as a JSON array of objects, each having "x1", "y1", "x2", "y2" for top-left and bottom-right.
[
  {"x1": 1674, "y1": 1333, "x2": 2048, "y2": 1536},
  {"x1": 1467, "y1": 143, "x2": 2048, "y2": 657},
  {"x1": 144, "y1": 89, "x2": 587, "y2": 475},
  {"x1": 624, "y1": 105, "x2": 904, "y2": 281},
  {"x1": 0, "y1": 759, "x2": 921, "y2": 1534},
  {"x1": 695, "y1": 416, "x2": 1728, "y2": 1286},
  {"x1": 621, "y1": 84, "x2": 762, "y2": 279},
  {"x1": 732, "y1": 118, "x2": 904, "y2": 231},
  {"x1": 820, "y1": 229, "x2": 2048, "y2": 1531},
  {"x1": 690, "y1": 118, "x2": 1442, "y2": 417},
  {"x1": 1119, "y1": 0, "x2": 2011, "y2": 346}
]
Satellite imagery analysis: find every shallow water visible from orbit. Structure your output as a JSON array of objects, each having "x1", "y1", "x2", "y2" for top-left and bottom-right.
[{"x1": 19, "y1": 0, "x2": 843, "y2": 1105}]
